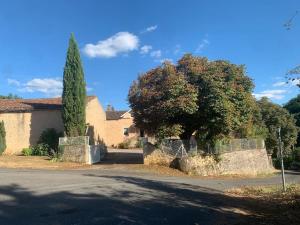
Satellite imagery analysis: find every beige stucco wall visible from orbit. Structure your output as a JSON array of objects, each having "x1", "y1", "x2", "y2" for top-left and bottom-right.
[
  {"x1": 105, "y1": 114, "x2": 139, "y2": 147},
  {"x1": 85, "y1": 98, "x2": 106, "y2": 145},
  {"x1": 0, "y1": 110, "x2": 64, "y2": 155},
  {"x1": 0, "y1": 97, "x2": 137, "y2": 154}
]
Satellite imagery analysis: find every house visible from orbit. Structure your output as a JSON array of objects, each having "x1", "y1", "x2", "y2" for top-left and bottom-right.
[
  {"x1": 105, "y1": 109, "x2": 141, "y2": 147},
  {"x1": 0, "y1": 96, "x2": 140, "y2": 154}
]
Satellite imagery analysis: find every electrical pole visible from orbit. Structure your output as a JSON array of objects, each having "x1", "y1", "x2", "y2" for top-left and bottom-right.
[{"x1": 278, "y1": 127, "x2": 286, "y2": 192}]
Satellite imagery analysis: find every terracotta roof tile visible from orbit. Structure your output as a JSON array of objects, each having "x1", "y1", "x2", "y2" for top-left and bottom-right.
[{"x1": 0, "y1": 96, "x2": 96, "y2": 113}]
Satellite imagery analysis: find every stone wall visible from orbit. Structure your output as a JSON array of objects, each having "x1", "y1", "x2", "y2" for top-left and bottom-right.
[
  {"x1": 143, "y1": 142, "x2": 274, "y2": 175},
  {"x1": 61, "y1": 145, "x2": 88, "y2": 163}
]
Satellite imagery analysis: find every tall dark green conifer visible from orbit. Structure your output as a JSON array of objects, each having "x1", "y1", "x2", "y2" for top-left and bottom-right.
[
  {"x1": 62, "y1": 33, "x2": 86, "y2": 137},
  {"x1": 0, "y1": 120, "x2": 6, "y2": 155}
]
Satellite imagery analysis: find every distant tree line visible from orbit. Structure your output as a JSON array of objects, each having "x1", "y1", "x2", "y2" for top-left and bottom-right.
[{"x1": 0, "y1": 93, "x2": 22, "y2": 99}]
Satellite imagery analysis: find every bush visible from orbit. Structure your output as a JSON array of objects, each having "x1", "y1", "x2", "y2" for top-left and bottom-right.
[
  {"x1": 273, "y1": 156, "x2": 294, "y2": 169},
  {"x1": 38, "y1": 128, "x2": 62, "y2": 155},
  {"x1": 22, "y1": 148, "x2": 33, "y2": 156},
  {"x1": 32, "y1": 143, "x2": 49, "y2": 156},
  {"x1": 0, "y1": 121, "x2": 6, "y2": 155},
  {"x1": 22, "y1": 144, "x2": 49, "y2": 156},
  {"x1": 118, "y1": 140, "x2": 130, "y2": 149}
]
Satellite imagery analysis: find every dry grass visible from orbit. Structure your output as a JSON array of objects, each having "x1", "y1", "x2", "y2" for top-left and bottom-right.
[
  {"x1": 0, "y1": 155, "x2": 187, "y2": 176},
  {"x1": 227, "y1": 184, "x2": 300, "y2": 225},
  {"x1": 0, "y1": 155, "x2": 91, "y2": 170}
]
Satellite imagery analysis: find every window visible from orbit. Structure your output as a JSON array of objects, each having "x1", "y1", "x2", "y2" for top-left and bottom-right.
[{"x1": 123, "y1": 128, "x2": 129, "y2": 136}]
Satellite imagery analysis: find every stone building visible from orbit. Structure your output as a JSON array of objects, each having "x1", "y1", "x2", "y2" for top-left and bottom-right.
[{"x1": 0, "y1": 96, "x2": 140, "y2": 154}]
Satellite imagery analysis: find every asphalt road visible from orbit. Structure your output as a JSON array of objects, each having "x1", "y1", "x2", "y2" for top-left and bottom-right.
[{"x1": 0, "y1": 167, "x2": 299, "y2": 225}]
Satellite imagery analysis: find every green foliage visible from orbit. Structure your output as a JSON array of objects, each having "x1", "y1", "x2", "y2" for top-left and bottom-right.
[
  {"x1": 129, "y1": 54, "x2": 257, "y2": 143},
  {"x1": 284, "y1": 94, "x2": 300, "y2": 146},
  {"x1": 38, "y1": 128, "x2": 62, "y2": 154},
  {"x1": 0, "y1": 93, "x2": 22, "y2": 99},
  {"x1": 0, "y1": 121, "x2": 6, "y2": 155},
  {"x1": 62, "y1": 33, "x2": 86, "y2": 137},
  {"x1": 118, "y1": 140, "x2": 131, "y2": 149},
  {"x1": 273, "y1": 156, "x2": 294, "y2": 169},
  {"x1": 22, "y1": 148, "x2": 33, "y2": 156},
  {"x1": 22, "y1": 144, "x2": 49, "y2": 156},
  {"x1": 129, "y1": 62, "x2": 198, "y2": 139},
  {"x1": 155, "y1": 124, "x2": 183, "y2": 141},
  {"x1": 258, "y1": 97, "x2": 298, "y2": 157}
]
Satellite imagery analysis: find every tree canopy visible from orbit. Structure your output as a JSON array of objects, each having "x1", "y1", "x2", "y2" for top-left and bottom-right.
[
  {"x1": 128, "y1": 54, "x2": 257, "y2": 144},
  {"x1": 258, "y1": 97, "x2": 298, "y2": 156},
  {"x1": 284, "y1": 94, "x2": 300, "y2": 145},
  {"x1": 62, "y1": 34, "x2": 86, "y2": 137}
]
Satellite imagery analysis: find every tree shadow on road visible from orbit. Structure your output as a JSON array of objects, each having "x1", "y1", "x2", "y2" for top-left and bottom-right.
[{"x1": 0, "y1": 174, "x2": 297, "y2": 225}]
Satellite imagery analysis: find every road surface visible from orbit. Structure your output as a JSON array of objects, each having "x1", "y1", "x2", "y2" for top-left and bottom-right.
[{"x1": 0, "y1": 167, "x2": 299, "y2": 225}]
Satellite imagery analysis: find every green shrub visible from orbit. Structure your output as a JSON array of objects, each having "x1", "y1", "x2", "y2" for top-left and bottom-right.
[
  {"x1": 135, "y1": 139, "x2": 143, "y2": 148},
  {"x1": 22, "y1": 144, "x2": 49, "y2": 156},
  {"x1": 118, "y1": 140, "x2": 130, "y2": 149},
  {"x1": 0, "y1": 121, "x2": 6, "y2": 155},
  {"x1": 22, "y1": 148, "x2": 33, "y2": 156},
  {"x1": 294, "y1": 147, "x2": 300, "y2": 162},
  {"x1": 38, "y1": 128, "x2": 62, "y2": 155},
  {"x1": 273, "y1": 156, "x2": 294, "y2": 169},
  {"x1": 32, "y1": 143, "x2": 49, "y2": 156}
]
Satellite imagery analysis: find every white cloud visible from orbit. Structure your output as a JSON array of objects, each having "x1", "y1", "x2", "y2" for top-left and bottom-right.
[
  {"x1": 273, "y1": 81, "x2": 287, "y2": 87},
  {"x1": 140, "y1": 45, "x2": 152, "y2": 54},
  {"x1": 141, "y1": 25, "x2": 158, "y2": 33},
  {"x1": 150, "y1": 50, "x2": 162, "y2": 58},
  {"x1": 289, "y1": 79, "x2": 300, "y2": 86},
  {"x1": 195, "y1": 39, "x2": 210, "y2": 53},
  {"x1": 7, "y1": 78, "x2": 20, "y2": 86},
  {"x1": 253, "y1": 89, "x2": 287, "y2": 100},
  {"x1": 83, "y1": 32, "x2": 139, "y2": 58},
  {"x1": 19, "y1": 78, "x2": 63, "y2": 96},
  {"x1": 272, "y1": 79, "x2": 300, "y2": 87},
  {"x1": 8, "y1": 77, "x2": 92, "y2": 97},
  {"x1": 160, "y1": 58, "x2": 174, "y2": 64}
]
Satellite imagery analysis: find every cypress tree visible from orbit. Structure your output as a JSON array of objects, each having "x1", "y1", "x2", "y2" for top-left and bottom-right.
[
  {"x1": 0, "y1": 120, "x2": 6, "y2": 155},
  {"x1": 62, "y1": 33, "x2": 87, "y2": 137}
]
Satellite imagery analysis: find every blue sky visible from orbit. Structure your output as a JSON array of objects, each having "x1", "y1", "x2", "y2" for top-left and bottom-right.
[{"x1": 0, "y1": 0, "x2": 299, "y2": 109}]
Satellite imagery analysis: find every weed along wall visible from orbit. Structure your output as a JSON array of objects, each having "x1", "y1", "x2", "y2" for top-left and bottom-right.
[{"x1": 143, "y1": 139, "x2": 274, "y2": 176}]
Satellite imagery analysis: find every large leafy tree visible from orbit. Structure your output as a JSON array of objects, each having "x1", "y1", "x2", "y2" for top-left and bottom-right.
[
  {"x1": 129, "y1": 62, "x2": 198, "y2": 138},
  {"x1": 129, "y1": 54, "x2": 257, "y2": 143},
  {"x1": 258, "y1": 97, "x2": 298, "y2": 156},
  {"x1": 284, "y1": 94, "x2": 300, "y2": 145},
  {"x1": 62, "y1": 34, "x2": 86, "y2": 137}
]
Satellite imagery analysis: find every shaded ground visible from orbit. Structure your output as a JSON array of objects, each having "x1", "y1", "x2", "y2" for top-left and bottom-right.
[
  {"x1": 100, "y1": 148, "x2": 143, "y2": 164},
  {"x1": 0, "y1": 168, "x2": 299, "y2": 225}
]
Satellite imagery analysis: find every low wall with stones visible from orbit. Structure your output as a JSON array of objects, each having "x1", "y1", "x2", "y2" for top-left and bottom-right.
[
  {"x1": 61, "y1": 145, "x2": 88, "y2": 163},
  {"x1": 143, "y1": 142, "x2": 274, "y2": 176}
]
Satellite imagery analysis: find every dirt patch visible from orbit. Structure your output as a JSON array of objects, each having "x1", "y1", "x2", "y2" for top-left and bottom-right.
[
  {"x1": 0, "y1": 155, "x2": 187, "y2": 176},
  {"x1": 0, "y1": 156, "x2": 91, "y2": 170}
]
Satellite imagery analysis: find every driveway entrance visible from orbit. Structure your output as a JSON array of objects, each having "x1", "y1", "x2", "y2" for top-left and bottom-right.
[{"x1": 101, "y1": 148, "x2": 143, "y2": 164}]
